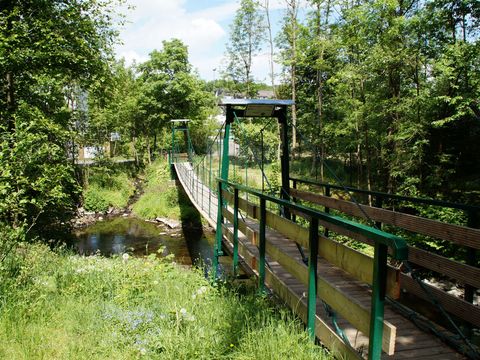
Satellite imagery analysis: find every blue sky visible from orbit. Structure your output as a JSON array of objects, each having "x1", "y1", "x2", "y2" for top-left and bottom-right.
[{"x1": 114, "y1": 0, "x2": 305, "y2": 82}]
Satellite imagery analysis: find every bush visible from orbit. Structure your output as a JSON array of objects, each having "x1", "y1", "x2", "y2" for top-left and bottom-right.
[
  {"x1": 83, "y1": 169, "x2": 135, "y2": 212},
  {"x1": 84, "y1": 185, "x2": 110, "y2": 212}
]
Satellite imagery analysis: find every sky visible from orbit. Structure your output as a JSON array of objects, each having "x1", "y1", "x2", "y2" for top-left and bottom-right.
[{"x1": 114, "y1": 0, "x2": 301, "y2": 83}]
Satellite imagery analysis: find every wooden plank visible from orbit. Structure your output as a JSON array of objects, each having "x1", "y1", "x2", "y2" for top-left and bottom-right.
[
  {"x1": 224, "y1": 194, "x2": 401, "y2": 299},
  {"x1": 400, "y1": 273, "x2": 480, "y2": 328},
  {"x1": 265, "y1": 236, "x2": 397, "y2": 356},
  {"x1": 408, "y1": 247, "x2": 480, "y2": 289},
  {"x1": 266, "y1": 269, "x2": 362, "y2": 360},
  {"x1": 222, "y1": 224, "x2": 362, "y2": 360},
  {"x1": 290, "y1": 207, "x2": 480, "y2": 291},
  {"x1": 223, "y1": 207, "x2": 397, "y2": 355},
  {"x1": 291, "y1": 188, "x2": 480, "y2": 250}
]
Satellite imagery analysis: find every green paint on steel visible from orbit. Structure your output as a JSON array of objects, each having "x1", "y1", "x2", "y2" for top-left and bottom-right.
[
  {"x1": 214, "y1": 121, "x2": 231, "y2": 275},
  {"x1": 307, "y1": 217, "x2": 319, "y2": 340},
  {"x1": 218, "y1": 178, "x2": 408, "y2": 355},
  {"x1": 259, "y1": 197, "x2": 266, "y2": 293},
  {"x1": 218, "y1": 178, "x2": 408, "y2": 260},
  {"x1": 213, "y1": 181, "x2": 223, "y2": 278},
  {"x1": 233, "y1": 188, "x2": 239, "y2": 275},
  {"x1": 368, "y1": 242, "x2": 388, "y2": 360}
]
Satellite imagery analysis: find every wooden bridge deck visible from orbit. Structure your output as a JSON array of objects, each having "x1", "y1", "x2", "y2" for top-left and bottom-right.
[{"x1": 174, "y1": 162, "x2": 466, "y2": 359}]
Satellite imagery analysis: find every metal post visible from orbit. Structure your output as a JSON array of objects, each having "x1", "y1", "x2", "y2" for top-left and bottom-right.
[
  {"x1": 259, "y1": 197, "x2": 266, "y2": 293},
  {"x1": 171, "y1": 126, "x2": 176, "y2": 178},
  {"x1": 209, "y1": 149, "x2": 212, "y2": 217},
  {"x1": 307, "y1": 217, "x2": 319, "y2": 340},
  {"x1": 201, "y1": 160, "x2": 204, "y2": 209},
  {"x1": 292, "y1": 179, "x2": 297, "y2": 223},
  {"x1": 368, "y1": 242, "x2": 388, "y2": 360},
  {"x1": 261, "y1": 130, "x2": 265, "y2": 192},
  {"x1": 214, "y1": 181, "x2": 224, "y2": 278},
  {"x1": 465, "y1": 210, "x2": 478, "y2": 304},
  {"x1": 213, "y1": 108, "x2": 232, "y2": 277},
  {"x1": 245, "y1": 159, "x2": 248, "y2": 203},
  {"x1": 233, "y1": 188, "x2": 239, "y2": 275},
  {"x1": 375, "y1": 196, "x2": 383, "y2": 230},
  {"x1": 279, "y1": 109, "x2": 291, "y2": 220},
  {"x1": 324, "y1": 185, "x2": 330, "y2": 237}
]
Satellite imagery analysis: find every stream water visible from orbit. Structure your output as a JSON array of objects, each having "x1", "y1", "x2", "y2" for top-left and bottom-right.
[{"x1": 73, "y1": 216, "x2": 230, "y2": 268}]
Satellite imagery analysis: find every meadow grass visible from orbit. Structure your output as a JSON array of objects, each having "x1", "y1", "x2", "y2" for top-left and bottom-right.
[
  {"x1": 132, "y1": 159, "x2": 198, "y2": 222},
  {"x1": 0, "y1": 243, "x2": 332, "y2": 359}
]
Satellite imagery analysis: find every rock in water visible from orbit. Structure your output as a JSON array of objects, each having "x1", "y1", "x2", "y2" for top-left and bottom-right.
[{"x1": 155, "y1": 217, "x2": 180, "y2": 229}]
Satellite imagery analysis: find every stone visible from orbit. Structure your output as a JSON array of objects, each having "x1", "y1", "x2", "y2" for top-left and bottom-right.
[{"x1": 155, "y1": 217, "x2": 180, "y2": 229}]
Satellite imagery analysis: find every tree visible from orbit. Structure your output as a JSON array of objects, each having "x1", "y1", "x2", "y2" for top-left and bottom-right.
[
  {"x1": 0, "y1": 0, "x2": 122, "y2": 237},
  {"x1": 225, "y1": 0, "x2": 265, "y2": 97},
  {"x1": 260, "y1": 0, "x2": 277, "y2": 98},
  {"x1": 278, "y1": 0, "x2": 301, "y2": 152},
  {"x1": 137, "y1": 39, "x2": 216, "y2": 162}
]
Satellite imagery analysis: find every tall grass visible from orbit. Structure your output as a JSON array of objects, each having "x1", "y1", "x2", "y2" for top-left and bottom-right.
[
  {"x1": 0, "y1": 243, "x2": 331, "y2": 359},
  {"x1": 132, "y1": 159, "x2": 197, "y2": 222}
]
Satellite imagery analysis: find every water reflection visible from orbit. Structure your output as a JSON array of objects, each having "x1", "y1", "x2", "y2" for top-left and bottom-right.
[{"x1": 73, "y1": 217, "x2": 217, "y2": 266}]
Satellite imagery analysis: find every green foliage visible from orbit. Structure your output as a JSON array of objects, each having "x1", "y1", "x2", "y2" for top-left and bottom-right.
[
  {"x1": 0, "y1": 0, "x2": 123, "y2": 238},
  {"x1": 83, "y1": 162, "x2": 135, "y2": 212},
  {"x1": 225, "y1": 0, "x2": 265, "y2": 96},
  {"x1": 0, "y1": 243, "x2": 331, "y2": 359},
  {"x1": 235, "y1": 122, "x2": 279, "y2": 164},
  {"x1": 272, "y1": 0, "x2": 480, "y2": 201},
  {"x1": 132, "y1": 159, "x2": 183, "y2": 221}
]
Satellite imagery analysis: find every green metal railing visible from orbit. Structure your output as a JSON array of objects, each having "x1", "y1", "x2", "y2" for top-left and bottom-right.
[
  {"x1": 290, "y1": 176, "x2": 480, "y2": 303},
  {"x1": 217, "y1": 178, "x2": 408, "y2": 359}
]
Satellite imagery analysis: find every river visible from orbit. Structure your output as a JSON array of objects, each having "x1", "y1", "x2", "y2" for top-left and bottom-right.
[{"x1": 73, "y1": 216, "x2": 230, "y2": 269}]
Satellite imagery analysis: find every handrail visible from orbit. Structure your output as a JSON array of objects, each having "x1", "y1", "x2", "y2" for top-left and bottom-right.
[
  {"x1": 219, "y1": 178, "x2": 408, "y2": 260},
  {"x1": 290, "y1": 177, "x2": 480, "y2": 212},
  {"x1": 217, "y1": 178, "x2": 407, "y2": 359}
]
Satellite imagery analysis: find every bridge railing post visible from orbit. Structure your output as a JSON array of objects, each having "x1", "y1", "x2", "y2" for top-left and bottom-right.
[
  {"x1": 375, "y1": 195, "x2": 383, "y2": 229},
  {"x1": 209, "y1": 150, "x2": 212, "y2": 218},
  {"x1": 324, "y1": 185, "x2": 330, "y2": 237},
  {"x1": 307, "y1": 217, "x2": 319, "y2": 340},
  {"x1": 368, "y1": 242, "x2": 388, "y2": 360},
  {"x1": 233, "y1": 188, "x2": 239, "y2": 275},
  {"x1": 214, "y1": 181, "x2": 224, "y2": 278},
  {"x1": 465, "y1": 210, "x2": 479, "y2": 304},
  {"x1": 292, "y1": 179, "x2": 297, "y2": 223},
  {"x1": 259, "y1": 198, "x2": 266, "y2": 293}
]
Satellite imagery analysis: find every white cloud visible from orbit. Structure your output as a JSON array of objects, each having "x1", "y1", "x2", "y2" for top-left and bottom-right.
[
  {"x1": 114, "y1": 1, "x2": 294, "y2": 81},
  {"x1": 115, "y1": 0, "x2": 232, "y2": 78}
]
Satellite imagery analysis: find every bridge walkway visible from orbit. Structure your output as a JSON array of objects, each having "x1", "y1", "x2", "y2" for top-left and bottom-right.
[{"x1": 173, "y1": 162, "x2": 465, "y2": 360}]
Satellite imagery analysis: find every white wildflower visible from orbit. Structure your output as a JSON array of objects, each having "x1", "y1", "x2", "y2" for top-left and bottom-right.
[
  {"x1": 197, "y1": 286, "x2": 208, "y2": 295},
  {"x1": 122, "y1": 253, "x2": 129, "y2": 264}
]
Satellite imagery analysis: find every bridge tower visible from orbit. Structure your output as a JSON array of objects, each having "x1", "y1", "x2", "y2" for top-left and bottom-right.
[
  {"x1": 214, "y1": 99, "x2": 294, "y2": 270},
  {"x1": 169, "y1": 119, "x2": 194, "y2": 178}
]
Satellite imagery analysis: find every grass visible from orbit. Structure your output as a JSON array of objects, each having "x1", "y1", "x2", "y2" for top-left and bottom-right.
[
  {"x1": 132, "y1": 159, "x2": 197, "y2": 222},
  {"x1": 0, "y1": 243, "x2": 331, "y2": 359}
]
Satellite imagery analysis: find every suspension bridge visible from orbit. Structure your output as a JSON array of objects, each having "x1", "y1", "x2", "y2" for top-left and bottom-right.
[{"x1": 169, "y1": 99, "x2": 480, "y2": 360}]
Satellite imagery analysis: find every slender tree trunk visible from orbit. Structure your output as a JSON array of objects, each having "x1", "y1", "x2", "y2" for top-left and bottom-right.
[
  {"x1": 286, "y1": 0, "x2": 299, "y2": 153},
  {"x1": 263, "y1": 0, "x2": 276, "y2": 98}
]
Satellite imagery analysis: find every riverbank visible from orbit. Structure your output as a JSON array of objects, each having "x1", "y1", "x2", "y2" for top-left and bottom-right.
[
  {"x1": 77, "y1": 158, "x2": 194, "y2": 228},
  {"x1": 0, "y1": 243, "x2": 330, "y2": 359}
]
